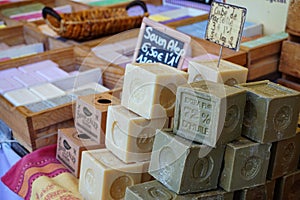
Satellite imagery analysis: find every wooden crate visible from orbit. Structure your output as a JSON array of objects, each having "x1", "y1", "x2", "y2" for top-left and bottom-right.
[
  {"x1": 277, "y1": 74, "x2": 300, "y2": 92},
  {"x1": 0, "y1": 46, "x2": 123, "y2": 152},
  {"x1": 240, "y1": 32, "x2": 288, "y2": 81},
  {"x1": 279, "y1": 40, "x2": 300, "y2": 79}
]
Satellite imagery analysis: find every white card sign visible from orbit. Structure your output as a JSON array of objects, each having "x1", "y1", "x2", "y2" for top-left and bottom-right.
[{"x1": 205, "y1": 1, "x2": 247, "y2": 51}]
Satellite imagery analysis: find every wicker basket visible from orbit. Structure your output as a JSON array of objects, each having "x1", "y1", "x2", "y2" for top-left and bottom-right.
[{"x1": 42, "y1": 0, "x2": 148, "y2": 41}]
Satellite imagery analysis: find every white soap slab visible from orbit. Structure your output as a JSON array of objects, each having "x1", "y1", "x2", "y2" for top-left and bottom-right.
[
  {"x1": 92, "y1": 44, "x2": 121, "y2": 53},
  {"x1": 0, "y1": 68, "x2": 22, "y2": 78},
  {"x1": 36, "y1": 67, "x2": 69, "y2": 81},
  {"x1": 13, "y1": 72, "x2": 47, "y2": 87},
  {"x1": 29, "y1": 83, "x2": 66, "y2": 100},
  {"x1": 69, "y1": 82, "x2": 109, "y2": 94},
  {"x1": 4, "y1": 88, "x2": 41, "y2": 106},
  {"x1": 93, "y1": 50, "x2": 130, "y2": 63},
  {"x1": 0, "y1": 43, "x2": 44, "y2": 60},
  {"x1": 52, "y1": 68, "x2": 103, "y2": 91},
  {"x1": 0, "y1": 78, "x2": 23, "y2": 94},
  {"x1": 160, "y1": 7, "x2": 208, "y2": 18},
  {"x1": 18, "y1": 60, "x2": 58, "y2": 73}
]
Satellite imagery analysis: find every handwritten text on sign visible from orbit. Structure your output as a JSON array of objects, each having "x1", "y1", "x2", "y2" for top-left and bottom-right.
[
  {"x1": 205, "y1": 2, "x2": 247, "y2": 51},
  {"x1": 134, "y1": 17, "x2": 191, "y2": 69}
]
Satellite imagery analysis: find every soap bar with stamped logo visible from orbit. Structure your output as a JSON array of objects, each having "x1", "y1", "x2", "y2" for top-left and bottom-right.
[
  {"x1": 75, "y1": 92, "x2": 120, "y2": 144},
  {"x1": 174, "y1": 80, "x2": 246, "y2": 147},
  {"x1": 149, "y1": 129, "x2": 225, "y2": 194},
  {"x1": 236, "y1": 80, "x2": 300, "y2": 143},
  {"x1": 267, "y1": 133, "x2": 300, "y2": 180},
  {"x1": 276, "y1": 169, "x2": 300, "y2": 199},
  {"x1": 79, "y1": 148, "x2": 149, "y2": 200},
  {"x1": 125, "y1": 180, "x2": 234, "y2": 200},
  {"x1": 121, "y1": 63, "x2": 188, "y2": 119},
  {"x1": 105, "y1": 105, "x2": 168, "y2": 163},
  {"x1": 219, "y1": 137, "x2": 271, "y2": 192},
  {"x1": 234, "y1": 180, "x2": 275, "y2": 200},
  {"x1": 56, "y1": 127, "x2": 105, "y2": 178},
  {"x1": 188, "y1": 59, "x2": 248, "y2": 86}
]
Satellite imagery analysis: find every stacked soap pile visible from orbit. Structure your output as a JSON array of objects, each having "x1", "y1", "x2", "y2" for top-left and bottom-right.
[{"x1": 0, "y1": 60, "x2": 108, "y2": 112}]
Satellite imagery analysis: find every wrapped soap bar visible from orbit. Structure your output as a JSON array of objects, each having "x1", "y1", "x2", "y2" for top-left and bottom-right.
[
  {"x1": 121, "y1": 63, "x2": 188, "y2": 119},
  {"x1": 75, "y1": 92, "x2": 120, "y2": 144},
  {"x1": 79, "y1": 149, "x2": 148, "y2": 200},
  {"x1": 174, "y1": 80, "x2": 246, "y2": 147},
  {"x1": 56, "y1": 127, "x2": 105, "y2": 177},
  {"x1": 125, "y1": 180, "x2": 233, "y2": 200},
  {"x1": 149, "y1": 129, "x2": 225, "y2": 194},
  {"x1": 105, "y1": 105, "x2": 168, "y2": 163},
  {"x1": 219, "y1": 137, "x2": 271, "y2": 192},
  {"x1": 236, "y1": 80, "x2": 300, "y2": 143}
]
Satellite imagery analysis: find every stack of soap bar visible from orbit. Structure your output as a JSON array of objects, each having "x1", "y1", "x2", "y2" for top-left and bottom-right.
[
  {"x1": 0, "y1": 78, "x2": 23, "y2": 94},
  {"x1": 105, "y1": 105, "x2": 169, "y2": 163},
  {"x1": 75, "y1": 92, "x2": 120, "y2": 144},
  {"x1": 4, "y1": 88, "x2": 41, "y2": 106},
  {"x1": 13, "y1": 72, "x2": 47, "y2": 87},
  {"x1": 56, "y1": 127, "x2": 105, "y2": 178},
  {"x1": 149, "y1": 129, "x2": 225, "y2": 194},
  {"x1": 234, "y1": 180, "x2": 275, "y2": 200},
  {"x1": 174, "y1": 80, "x2": 246, "y2": 147},
  {"x1": 18, "y1": 60, "x2": 58, "y2": 73},
  {"x1": 29, "y1": 83, "x2": 65, "y2": 100},
  {"x1": 267, "y1": 133, "x2": 300, "y2": 179},
  {"x1": 121, "y1": 63, "x2": 188, "y2": 119},
  {"x1": 125, "y1": 180, "x2": 233, "y2": 200},
  {"x1": 79, "y1": 149, "x2": 148, "y2": 200},
  {"x1": 276, "y1": 170, "x2": 300, "y2": 199},
  {"x1": 188, "y1": 59, "x2": 248, "y2": 86},
  {"x1": 236, "y1": 80, "x2": 300, "y2": 143},
  {"x1": 219, "y1": 137, "x2": 271, "y2": 192},
  {"x1": 36, "y1": 67, "x2": 69, "y2": 81}
]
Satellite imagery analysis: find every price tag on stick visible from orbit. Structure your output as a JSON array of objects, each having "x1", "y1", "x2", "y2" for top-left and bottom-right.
[
  {"x1": 205, "y1": 1, "x2": 247, "y2": 67},
  {"x1": 133, "y1": 17, "x2": 191, "y2": 69}
]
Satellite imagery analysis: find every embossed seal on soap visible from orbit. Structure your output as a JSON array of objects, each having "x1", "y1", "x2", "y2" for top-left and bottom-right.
[
  {"x1": 273, "y1": 106, "x2": 292, "y2": 132},
  {"x1": 192, "y1": 156, "x2": 214, "y2": 182},
  {"x1": 110, "y1": 176, "x2": 133, "y2": 199},
  {"x1": 241, "y1": 156, "x2": 262, "y2": 180},
  {"x1": 85, "y1": 169, "x2": 96, "y2": 195}
]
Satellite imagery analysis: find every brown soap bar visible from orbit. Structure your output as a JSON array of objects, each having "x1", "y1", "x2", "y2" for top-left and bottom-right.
[
  {"x1": 75, "y1": 92, "x2": 120, "y2": 144},
  {"x1": 149, "y1": 129, "x2": 225, "y2": 194},
  {"x1": 275, "y1": 169, "x2": 300, "y2": 199},
  {"x1": 267, "y1": 133, "x2": 300, "y2": 180},
  {"x1": 56, "y1": 127, "x2": 105, "y2": 178},
  {"x1": 236, "y1": 80, "x2": 300, "y2": 143},
  {"x1": 219, "y1": 137, "x2": 271, "y2": 192},
  {"x1": 234, "y1": 180, "x2": 275, "y2": 200},
  {"x1": 125, "y1": 180, "x2": 234, "y2": 200},
  {"x1": 174, "y1": 80, "x2": 246, "y2": 147}
]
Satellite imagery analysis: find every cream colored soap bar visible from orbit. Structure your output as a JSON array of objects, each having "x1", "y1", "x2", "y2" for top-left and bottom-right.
[
  {"x1": 75, "y1": 93, "x2": 120, "y2": 144},
  {"x1": 188, "y1": 59, "x2": 248, "y2": 86},
  {"x1": 79, "y1": 148, "x2": 148, "y2": 200},
  {"x1": 30, "y1": 83, "x2": 66, "y2": 100},
  {"x1": 121, "y1": 63, "x2": 188, "y2": 119},
  {"x1": 105, "y1": 105, "x2": 168, "y2": 163},
  {"x1": 4, "y1": 88, "x2": 41, "y2": 106}
]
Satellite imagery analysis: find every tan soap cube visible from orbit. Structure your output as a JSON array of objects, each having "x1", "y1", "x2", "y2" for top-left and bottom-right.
[
  {"x1": 267, "y1": 133, "x2": 300, "y2": 180},
  {"x1": 56, "y1": 127, "x2": 105, "y2": 178},
  {"x1": 75, "y1": 92, "x2": 120, "y2": 144},
  {"x1": 188, "y1": 59, "x2": 248, "y2": 86},
  {"x1": 121, "y1": 63, "x2": 188, "y2": 119},
  {"x1": 79, "y1": 149, "x2": 148, "y2": 200},
  {"x1": 219, "y1": 137, "x2": 271, "y2": 192},
  {"x1": 105, "y1": 105, "x2": 169, "y2": 163}
]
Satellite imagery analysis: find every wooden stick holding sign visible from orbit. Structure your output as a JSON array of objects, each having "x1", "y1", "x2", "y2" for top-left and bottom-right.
[
  {"x1": 133, "y1": 17, "x2": 191, "y2": 69},
  {"x1": 205, "y1": 1, "x2": 247, "y2": 68}
]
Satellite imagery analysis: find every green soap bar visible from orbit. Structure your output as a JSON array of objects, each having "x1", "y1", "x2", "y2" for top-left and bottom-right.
[
  {"x1": 125, "y1": 180, "x2": 234, "y2": 200},
  {"x1": 1, "y1": 3, "x2": 45, "y2": 17},
  {"x1": 174, "y1": 80, "x2": 246, "y2": 147},
  {"x1": 235, "y1": 180, "x2": 275, "y2": 200},
  {"x1": 267, "y1": 133, "x2": 300, "y2": 180},
  {"x1": 219, "y1": 137, "x2": 271, "y2": 192},
  {"x1": 236, "y1": 80, "x2": 300, "y2": 143},
  {"x1": 149, "y1": 129, "x2": 225, "y2": 194}
]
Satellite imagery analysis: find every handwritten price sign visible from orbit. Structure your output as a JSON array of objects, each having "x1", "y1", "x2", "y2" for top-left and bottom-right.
[
  {"x1": 205, "y1": 1, "x2": 247, "y2": 51},
  {"x1": 133, "y1": 17, "x2": 191, "y2": 69}
]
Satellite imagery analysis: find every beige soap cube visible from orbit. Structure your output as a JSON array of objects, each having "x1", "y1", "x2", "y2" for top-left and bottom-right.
[
  {"x1": 79, "y1": 149, "x2": 148, "y2": 200},
  {"x1": 105, "y1": 105, "x2": 169, "y2": 163},
  {"x1": 121, "y1": 63, "x2": 188, "y2": 119},
  {"x1": 188, "y1": 59, "x2": 248, "y2": 86},
  {"x1": 75, "y1": 93, "x2": 120, "y2": 144}
]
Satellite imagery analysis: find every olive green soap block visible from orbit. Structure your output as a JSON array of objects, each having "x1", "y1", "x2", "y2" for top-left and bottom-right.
[
  {"x1": 173, "y1": 80, "x2": 246, "y2": 147},
  {"x1": 236, "y1": 80, "x2": 300, "y2": 143},
  {"x1": 149, "y1": 129, "x2": 225, "y2": 194},
  {"x1": 234, "y1": 180, "x2": 275, "y2": 200},
  {"x1": 125, "y1": 180, "x2": 233, "y2": 200},
  {"x1": 219, "y1": 137, "x2": 271, "y2": 192}
]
